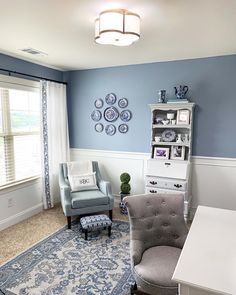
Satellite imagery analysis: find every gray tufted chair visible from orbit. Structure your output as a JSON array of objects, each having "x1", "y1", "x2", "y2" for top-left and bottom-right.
[{"x1": 124, "y1": 193, "x2": 188, "y2": 295}]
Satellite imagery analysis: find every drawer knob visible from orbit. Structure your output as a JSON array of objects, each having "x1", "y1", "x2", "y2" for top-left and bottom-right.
[
  {"x1": 150, "y1": 190, "x2": 157, "y2": 193},
  {"x1": 150, "y1": 181, "x2": 157, "y2": 185},
  {"x1": 174, "y1": 184, "x2": 182, "y2": 188}
]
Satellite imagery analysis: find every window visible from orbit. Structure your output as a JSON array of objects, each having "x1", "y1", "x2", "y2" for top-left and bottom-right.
[{"x1": 0, "y1": 75, "x2": 41, "y2": 187}]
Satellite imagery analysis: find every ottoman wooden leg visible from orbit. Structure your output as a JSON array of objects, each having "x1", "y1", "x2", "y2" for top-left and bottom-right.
[
  {"x1": 130, "y1": 282, "x2": 137, "y2": 294},
  {"x1": 108, "y1": 225, "x2": 111, "y2": 237},
  {"x1": 67, "y1": 216, "x2": 71, "y2": 229},
  {"x1": 109, "y1": 210, "x2": 113, "y2": 221}
]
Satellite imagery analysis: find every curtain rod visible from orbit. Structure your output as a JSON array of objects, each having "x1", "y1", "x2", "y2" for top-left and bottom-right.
[{"x1": 0, "y1": 68, "x2": 67, "y2": 85}]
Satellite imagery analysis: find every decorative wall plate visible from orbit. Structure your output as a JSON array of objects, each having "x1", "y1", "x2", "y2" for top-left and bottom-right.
[
  {"x1": 94, "y1": 98, "x2": 104, "y2": 109},
  {"x1": 120, "y1": 110, "x2": 132, "y2": 122},
  {"x1": 104, "y1": 107, "x2": 119, "y2": 122},
  {"x1": 161, "y1": 129, "x2": 176, "y2": 142},
  {"x1": 94, "y1": 123, "x2": 104, "y2": 133},
  {"x1": 105, "y1": 124, "x2": 116, "y2": 136},
  {"x1": 91, "y1": 110, "x2": 102, "y2": 121},
  {"x1": 118, "y1": 124, "x2": 128, "y2": 134},
  {"x1": 105, "y1": 93, "x2": 117, "y2": 105},
  {"x1": 118, "y1": 98, "x2": 128, "y2": 108}
]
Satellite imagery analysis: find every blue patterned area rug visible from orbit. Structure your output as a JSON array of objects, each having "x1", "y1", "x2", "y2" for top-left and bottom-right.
[{"x1": 0, "y1": 220, "x2": 134, "y2": 295}]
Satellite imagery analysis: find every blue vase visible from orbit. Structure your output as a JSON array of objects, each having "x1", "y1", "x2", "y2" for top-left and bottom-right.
[
  {"x1": 158, "y1": 90, "x2": 166, "y2": 103},
  {"x1": 174, "y1": 85, "x2": 188, "y2": 100}
]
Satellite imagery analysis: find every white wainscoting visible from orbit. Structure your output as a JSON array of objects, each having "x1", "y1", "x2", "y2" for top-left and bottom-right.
[
  {"x1": 1, "y1": 151, "x2": 235, "y2": 231},
  {"x1": 71, "y1": 148, "x2": 150, "y2": 197},
  {"x1": 71, "y1": 149, "x2": 236, "y2": 217},
  {"x1": 191, "y1": 156, "x2": 236, "y2": 210},
  {"x1": 0, "y1": 179, "x2": 43, "y2": 231}
]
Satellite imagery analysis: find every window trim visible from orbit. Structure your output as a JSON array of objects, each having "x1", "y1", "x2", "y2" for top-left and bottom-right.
[
  {"x1": 0, "y1": 74, "x2": 39, "y2": 91},
  {"x1": 0, "y1": 74, "x2": 41, "y2": 188},
  {"x1": 0, "y1": 175, "x2": 41, "y2": 194}
]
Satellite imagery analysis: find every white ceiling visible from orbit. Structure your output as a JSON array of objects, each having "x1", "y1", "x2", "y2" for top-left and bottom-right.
[{"x1": 0, "y1": 0, "x2": 236, "y2": 71}]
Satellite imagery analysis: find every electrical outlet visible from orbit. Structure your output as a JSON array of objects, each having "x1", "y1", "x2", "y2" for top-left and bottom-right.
[{"x1": 7, "y1": 198, "x2": 13, "y2": 208}]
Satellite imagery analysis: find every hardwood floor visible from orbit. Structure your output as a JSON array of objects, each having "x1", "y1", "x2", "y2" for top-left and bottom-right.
[{"x1": 0, "y1": 205, "x2": 128, "y2": 265}]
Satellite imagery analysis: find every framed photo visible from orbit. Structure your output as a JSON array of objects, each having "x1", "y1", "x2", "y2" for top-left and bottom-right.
[
  {"x1": 171, "y1": 146, "x2": 185, "y2": 160},
  {"x1": 177, "y1": 109, "x2": 190, "y2": 125},
  {"x1": 153, "y1": 147, "x2": 169, "y2": 159}
]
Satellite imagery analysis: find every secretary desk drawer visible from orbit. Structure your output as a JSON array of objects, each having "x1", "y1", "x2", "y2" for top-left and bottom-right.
[
  {"x1": 145, "y1": 187, "x2": 188, "y2": 201},
  {"x1": 145, "y1": 176, "x2": 187, "y2": 191},
  {"x1": 147, "y1": 159, "x2": 188, "y2": 180}
]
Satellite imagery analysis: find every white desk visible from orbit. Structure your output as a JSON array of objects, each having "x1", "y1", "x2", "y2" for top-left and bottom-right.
[{"x1": 172, "y1": 206, "x2": 236, "y2": 295}]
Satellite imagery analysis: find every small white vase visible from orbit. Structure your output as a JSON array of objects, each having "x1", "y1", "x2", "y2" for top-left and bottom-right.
[{"x1": 176, "y1": 134, "x2": 182, "y2": 143}]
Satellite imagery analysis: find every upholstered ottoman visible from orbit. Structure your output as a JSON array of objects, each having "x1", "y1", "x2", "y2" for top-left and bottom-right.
[{"x1": 80, "y1": 214, "x2": 112, "y2": 240}]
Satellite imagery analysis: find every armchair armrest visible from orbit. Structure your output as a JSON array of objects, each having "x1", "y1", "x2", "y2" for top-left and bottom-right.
[
  {"x1": 98, "y1": 180, "x2": 114, "y2": 207},
  {"x1": 130, "y1": 239, "x2": 145, "y2": 267},
  {"x1": 59, "y1": 172, "x2": 69, "y2": 187},
  {"x1": 59, "y1": 181, "x2": 70, "y2": 191},
  {"x1": 98, "y1": 179, "x2": 112, "y2": 196},
  {"x1": 59, "y1": 168, "x2": 71, "y2": 203}
]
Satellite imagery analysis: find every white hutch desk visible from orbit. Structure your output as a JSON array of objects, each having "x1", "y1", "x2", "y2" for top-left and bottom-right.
[{"x1": 172, "y1": 206, "x2": 236, "y2": 295}]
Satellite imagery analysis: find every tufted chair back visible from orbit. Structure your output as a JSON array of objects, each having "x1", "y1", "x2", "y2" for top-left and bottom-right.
[
  {"x1": 125, "y1": 193, "x2": 188, "y2": 253},
  {"x1": 124, "y1": 193, "x2": 188, "y2": 295}
]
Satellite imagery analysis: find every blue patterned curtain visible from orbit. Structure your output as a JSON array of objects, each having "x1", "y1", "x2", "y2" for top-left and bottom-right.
[
  {"x1": 41, "y1": 81, "x2": 52, "y2": 208},
  {"x1": 40, "y1": 81, "x2": 70, "y2": 209}
]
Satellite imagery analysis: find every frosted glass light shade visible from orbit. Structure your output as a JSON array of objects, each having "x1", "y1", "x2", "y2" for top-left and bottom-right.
[{"x1": 95, "y1": 9, "x2": 140, "y2": 46}]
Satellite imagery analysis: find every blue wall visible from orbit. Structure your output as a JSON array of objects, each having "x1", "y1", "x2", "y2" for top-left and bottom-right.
[
  {"x1": 1, "y1": 53, "x2": 235, "y2": 158},
  {"x1": 0, "y1": 53, "x2": 63, "y2": 82},
  {"x1": 66, "y1": 55, "x2": 236, "y2": 158}
]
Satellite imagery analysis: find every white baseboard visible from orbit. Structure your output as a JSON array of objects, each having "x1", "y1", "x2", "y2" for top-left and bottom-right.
[
  {"x1": 188, "y1": 207, "x2": 197, "y2": 221},
  {"x1": 0, "y1": 203, "x2": 43, "y2": 231}
]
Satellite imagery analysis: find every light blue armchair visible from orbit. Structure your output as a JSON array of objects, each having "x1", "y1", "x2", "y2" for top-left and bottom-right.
[{"x1": 59, "y1": 161, "x2": 114, "y2": 229}]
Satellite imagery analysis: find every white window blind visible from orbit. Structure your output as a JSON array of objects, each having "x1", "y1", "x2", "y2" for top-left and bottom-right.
[{"x1": 0, "y1": 75, "x2": 41, "y2": 187}]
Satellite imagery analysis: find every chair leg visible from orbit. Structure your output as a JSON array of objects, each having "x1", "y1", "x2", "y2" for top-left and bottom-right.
[
  {"x1": 108, "y1": 225, "x2": 111, "y2": 237},
  {"x1": 67, "y1": 216, "x2": 71, "y2": 229},
  {"x1": 109, "y1": 209, "x2": 113, "y2": 221},
  {"x1": 85, "y1": 229, "x2": 88, "y2": 240},
  {"x1": 130, "y1": 282, "x2": 137, "y2": 294}
]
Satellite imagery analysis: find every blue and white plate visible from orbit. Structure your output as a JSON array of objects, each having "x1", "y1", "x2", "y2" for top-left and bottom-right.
[
  {"x1": 94, "y1": 98, "x2": 104, "y2": 109},
  {"x1": 118, "y1": 98, "x2": 128, "y2": 108},
  {"x1": 120, "y1": 110, "x2": 132, "y2": 122},
  {"x1": 91, "y1": 110, "x2": 102, "y2": 121},
  {"x1": 94, "y1": 123, "x2": 104, "y2": 133},
  {"x1": 104, "y1": 107, "x2": 119, "y2": 122},
  {"x1": 105, "y1": 124, "x2": 116, "y2": 136},
  {"x1": 161, "y1": 129, "x2": 176, "y2": 142},
  {"x1": 105, "y1": 93, "x2": 117, "y2": 105},
  {"x1": 118, "y1": 124, "x2": 128, "y2": 134}
]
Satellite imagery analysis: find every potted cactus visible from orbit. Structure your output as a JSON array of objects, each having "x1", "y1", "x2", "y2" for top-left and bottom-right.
[{"x1": 119, "y1": 172, "x2": 131, "y2": 214}]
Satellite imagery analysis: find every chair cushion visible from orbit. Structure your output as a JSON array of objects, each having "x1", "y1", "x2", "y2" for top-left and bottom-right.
[
  {"x1": 134, "y1": 245, "x2": 181, "y2": 288},
  {"x1": 71, "y1": 190, "x2": 109, "y2": 209}
]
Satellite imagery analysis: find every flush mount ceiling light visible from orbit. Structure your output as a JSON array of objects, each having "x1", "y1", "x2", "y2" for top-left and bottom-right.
[{"x1": 95, "y1": 9, "x2": 140, "y2": 46}]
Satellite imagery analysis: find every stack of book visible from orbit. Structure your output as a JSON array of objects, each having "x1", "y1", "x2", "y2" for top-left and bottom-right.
[{"x1": 167, "y1": 99, "x2": 189, "y2": 103}]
